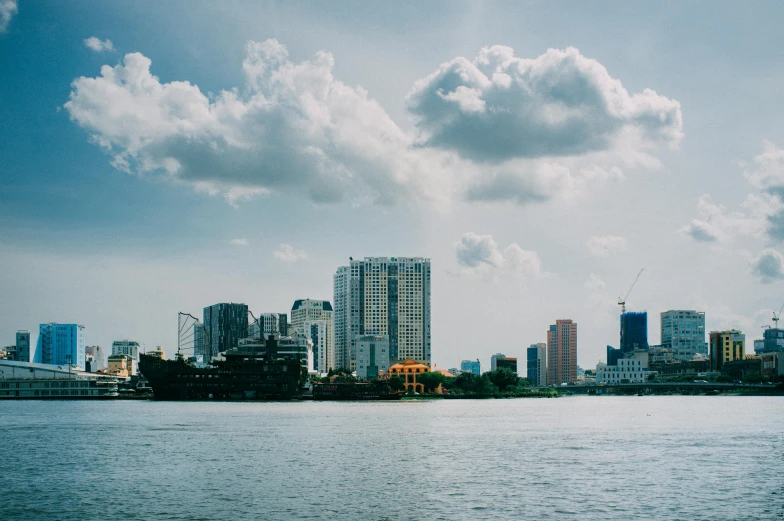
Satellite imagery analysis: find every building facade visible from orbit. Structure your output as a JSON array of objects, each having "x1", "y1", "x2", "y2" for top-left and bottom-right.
[
  {"x1": 547, "y1": 319, "x2": 577, "y2": 385},
  {"x1": 333, "y1": 257, "x2": 431, "y2": 370},
  {"x1": 291, "y1": 299, "x2": 334, "y2": 371},
  {"x1": 460, "y1": 359, "x2": 481, "y2": 376},
  {"x1": 37, "y1": 323, "x2": 86, "y2": 370},
  {"x1": 355, "y1": 335, "x2": 390, "y2": 380},
  {"x1": 388, "y1": 359, "x2": 431, "y2": 393},
  {"x1": 15, "y1": 330, "x2": 31, "y2": 362},
  {"x1": 760, "y1": 328, "x2": 784, "y2": 353},
  {"x1": 709, "y1": 330, "x2": 746, "y2": 372},
  {"x1": 606, "y1": 345, "x2": 622, "y2": 366},
  {"x1": 495, "y1": 357, "x2": 517, "y2": 374},
  {"x1": 85, "y1": 345, "x2": 105, "y2": 371},
  {"x1": 490, "y1": 353, "x2": 506, "y2": 371},
  {"x1": 596, "y1": 350, "x2": 652, "y2": 384},
  {"x1": 250, "y1": 313, "x2": 288, "y2": 338},
  {"x1": 620, "y1": 312, "x2": 648, "y2": 353},
  {"x1": 203, "y1": 303, "x2": 248, "y2": 361},
  {"x1": 661, "y1": 310, "x2": 707, "y2": 361},
  {"x1": 527, "y1": 343, "x2": 547, "y2": 386},
  {"x1": 111, "y1": 340, "x2": 140, "y2": 361}
]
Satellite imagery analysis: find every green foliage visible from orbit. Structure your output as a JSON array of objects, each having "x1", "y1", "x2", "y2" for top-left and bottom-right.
[
  {"x1": 487, "y1": 367, "x2": 520, "y2": 391},
  {"x1": 417, "y1": 371, "x2": 446, "y2": 392},
  {"x1": 388, "y1": 375, "x2": 405, "y2": 392},
  {"x1": 518, "y1": 378, "x2": 532, "y2": 387}
]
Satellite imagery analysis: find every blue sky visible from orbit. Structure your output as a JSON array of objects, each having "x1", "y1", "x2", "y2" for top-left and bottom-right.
[{"x1": 2, "y1": 1, "x2": 784, "y2": 369}]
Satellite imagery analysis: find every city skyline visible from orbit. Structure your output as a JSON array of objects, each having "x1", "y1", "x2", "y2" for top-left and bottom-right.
[{"x1": 3, "y1": 2, "x2": 784, "y2": 369}]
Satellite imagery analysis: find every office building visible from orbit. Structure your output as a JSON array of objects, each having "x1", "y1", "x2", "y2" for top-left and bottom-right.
[
  {"x1": 527, "y1": 343, "x2": 547, "y2": 386},
  {"x1": 620, "y1": 312, "x2": 648, "y2": 353},
  {"x1": 203, "y1": 303, "x2": 248, "y2": 361},
  {"x1": 547, "y1": 319, "x2": 577, "y2": 385},
  {"x1": 596, "y1": 350, "x2": 652, "y2": 385},
  {"x1": 355, "y1": 334, "x2": 390, "y2": 380},
  {"x1": 36, "y1": 323, "x2": 86, "y2": 370},
  {"x1": 111, "y1": 340, "x2": 140, "y2": 361},
  {"x1": 85, "y1": 345, "x2": 106, "y2": 371},
  {"x1": 15, "y1": 330, "x2": 31, "y2": 362},
  {"x1": 490, "y1": 353, "x2": 506, "y2": 371},
  {"x1": 460, "y1": 359, "x2": 481, "y2": 376},
  {"x1": 193, "y1": 323, "x2": 207, "y2": 360},
  {"x1": 495, "y1": 357, "x2": 517, "y2": 374},
  {"x1": 759, "y1": 328, "x2": 784, "y2": 353},
  {"x1": 709, "y1": 330, "x2": 745, "y2": 372},
  {"x1": 661, "y1": 310, "x2": 707, "y2": 361},
  {"x1": 333, "y1": 257, "x2": 431, "y2": 370},
  {"x1": 754, "y1": 339, "x2": 765, "y2": 354},
  {"x1": 250, "y1": 313, "x2": 288, "y2": 338},
  {"x1": 606, "y1": 345, "x2": 622, "y2": 366},
  {"x1": 291, "y1": 299, "x2": 334, "y2": 371}
]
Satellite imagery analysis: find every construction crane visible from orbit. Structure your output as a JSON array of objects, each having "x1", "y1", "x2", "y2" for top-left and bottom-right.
[
  {"x1": 773, "y1": 301, "x2": 784, "y2": 328},
  {"x1": 618, "y1": 268, "x2": 645, "y2": 314}
]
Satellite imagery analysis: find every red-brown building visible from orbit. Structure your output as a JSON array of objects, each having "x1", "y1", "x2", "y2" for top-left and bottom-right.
[{"x1": 547, "y1": 319, "x2": 577, "y2": 385}]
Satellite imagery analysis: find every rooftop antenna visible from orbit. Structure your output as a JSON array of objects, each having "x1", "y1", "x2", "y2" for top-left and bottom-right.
[{"x1": 618, "y1": 268, "x2": 645, "y2": 314}]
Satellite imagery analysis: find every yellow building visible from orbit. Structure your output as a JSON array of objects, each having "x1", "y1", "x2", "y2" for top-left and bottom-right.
[
  {"x1": 388, "y1": 359, "x2": 431, "y2": 393},
  {"x1": 107, "y1": 354, "x2": 133, "y2": 377},
  {"x1": 709, "y1": 330, "x2": 745, "y2": 372}
]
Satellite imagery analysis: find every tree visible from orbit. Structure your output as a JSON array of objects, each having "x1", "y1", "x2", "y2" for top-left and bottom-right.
[
  {"x1": 417, "y1": 371, "x2": 446, "y2": 393},
  {"x1": 487, "y1": 368, "x2": 519, "y2": 391},
  {"x1": 388, "y1": 375, "x2": 405, "y2": 392},
  {"x1": 454, "y1": 371, "x2": 477, "y2": 391},
  {"x1": 518, "y1": 378, "x2": 532, "y2": 387},
  {"x1": 472, "y1": 374, "x2": 498, "y2": 395}
]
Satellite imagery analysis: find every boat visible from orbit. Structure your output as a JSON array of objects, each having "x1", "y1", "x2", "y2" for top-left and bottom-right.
[
  {"x1": 312, "y1": 380, "x2": 404, "y2": 401},
  {"x1": 139, "y1": 336, "x2": 304, "y2": 401}
]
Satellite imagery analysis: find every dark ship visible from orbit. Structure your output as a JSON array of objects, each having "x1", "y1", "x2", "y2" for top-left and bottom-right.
[
  {"x1": 139, "y1": 336, "x2": 305, "y2": 401},
  {"x1": 312, "y1": 380, "x2": 404, "y2": 401}
]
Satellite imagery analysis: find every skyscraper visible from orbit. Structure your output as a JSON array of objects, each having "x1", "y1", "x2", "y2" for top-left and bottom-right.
[
  {"x1": 333, "y1": 257, "x2": 431, "y2": 370},
  {"x1": 15, "y1": 330, "x2": 31, "y2": 363},
  {"x1": 490, "y1": 353, "x2": 506, "y2": 371},
  {"x1": 547, "y1": 319, "x2": 577, "y2": 385},
  {"x1": 709, "y1": 330, "x2": 745, "y2": 372},
  {"x1": 290, "y1": 299, "x2": 334, "y2": 371},
  {"x1": 527, "y1": 343, "x2": 547, "y2": 386},
  {"x1": 620, "y1": 312, "x2": 648, "y2": 353},
  {"x1": 203, "y1": 303, "x2": 248, "y2": 361},
  {"x1": 37, "y1": 323, "x2": 86, "y2": 370},
  {"x1": 661, "y1": 310, "x2": 707, "y2": 361}
]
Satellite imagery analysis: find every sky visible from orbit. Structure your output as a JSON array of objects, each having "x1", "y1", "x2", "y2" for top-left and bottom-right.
[{"x1": 2, "y1": 1, "x2": 784, "y2": 370}]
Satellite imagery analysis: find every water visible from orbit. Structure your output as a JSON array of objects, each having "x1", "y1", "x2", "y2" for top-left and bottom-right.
[{"x1": 1, "y1": 396, "x2": 782, "y2": 521}]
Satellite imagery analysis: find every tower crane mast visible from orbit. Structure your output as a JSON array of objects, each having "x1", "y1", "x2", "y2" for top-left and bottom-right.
[{"x1": 618, "y1": 268, "x2": 645, "y2": 314}]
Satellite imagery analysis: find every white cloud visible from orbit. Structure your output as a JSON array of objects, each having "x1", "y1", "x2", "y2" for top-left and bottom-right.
[
  {"x1": 586, "y1": 235, "x2": 628, "y2": 257},
  {"x1": 65, "y1": 40, "x2": 680, "y2": 209},
  {"x1": 273, "y1": 244, "x2": 307, "y2": 262},
  {"x1": 0, "y1": 0, "x2": 17, "y2": 33},
  {"x1": 455, "y1": 232, "x2": 544, "y2": 280},
  {"x1": 230, "y1": 238, "x2": 249, "y2": 247},
  {"x1": 584, "y1": 273, "x2": 606, "y2": 293},
  {"x1": 406, "y1": 45, "x2": 682, "y2": 162},
  {"x1": 84, "y1": 37, "x2": 115, "y2": 52},
  {"x1": 680, "y1": 192, "x2": 775, "y2": 243},
  {"x1": 751, "y1": 249, "x2": 784, "y2": 284}
]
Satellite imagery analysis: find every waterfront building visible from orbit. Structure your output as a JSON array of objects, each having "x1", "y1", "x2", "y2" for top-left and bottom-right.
[
  {"x1": 460, "y1": 359, "x2": 481, "y2": 376},
  {"x1": 596, "y1": 350, "x2": 652, "y2": 385},
  {"x1": 203, "y1": 303, "x2": 249, "y2": 361},
  {"x1": 0, "y1": 360, "x2": 118, "y2": 398},
  {"x1": 620, "y1": 312, "x2": 648, "y2": 353},
  {"x1": 709, "y1": 330, "x2": 745, "y2": 372},
  {"x1": 111, "y1": 340, "x2": 140, "y2": 361},
  {"x1": 495, "y1": 357, "x2": 517, "y2": 374},
  {"x1": 388, "y1": 359, "x2": 431, "y2": 393},
  {"x1": 648, "y1": 345, "x2": 675, "y2": 364},
  {"x1": 333, "y1": 257, "x2": 431, "y2": 370},
  {"x1": 606, "y1": 345, "x2": 622, "y2": 366},
  {"x1": 721, "y1": 356, "x2": 761, "y2": 381},
  {"x1": 107, "y1": 354, "x2": 134, "y2": 377},
  {"x1": 761, "y1": 352, "x2": 784, "y2": 379},
  {"x1": 490, "y1": 353, "x2": 506, "y2": 371},
  {"x1": 527, "y1": 343, "x2": 547, "y2": 386},
  {"x1": 15, "y1": 330, "x2": 31, "y2": 362},
  {"x1": 355, "y1": 334, "x2": 390, "y2": 380},
  {"x1": 37, "y1": 323, "x2": 86, "y2": 370},
  {"x1": 649, "y1": 357, "x2": 710, "y2": 377},
  {"x1": 85, "y1": 346, "x2": 105, "y2": 371},
  {"x1": 291, "y1": 299, "x2": 334, "y2": 371},
  {"x1": 661, "y1": 310, "x2": 707, "y2": 361},
  {"x1": 547, "y1": 319, "x2": 577, "y2": 385},
  {"x1": 759, "y1": 328, "x2": 784, "y2": 353}
]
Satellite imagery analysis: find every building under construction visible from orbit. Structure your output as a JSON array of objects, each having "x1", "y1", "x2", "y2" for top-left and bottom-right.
[{"x1": 620, "y1": 312, "x2": 648, "y2": 354}]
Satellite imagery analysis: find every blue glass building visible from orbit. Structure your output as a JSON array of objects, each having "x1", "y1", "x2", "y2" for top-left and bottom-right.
[
  {"x1": 36, "y1": 323, "x2": 86, "y2": 370},
  {"x1": 607, "y1": 345, "x2": 622, "y2": 366},
  {"x1": 620, "y1": 312, "x2": 648, "y2": 354},
  {"x1": 460, "y1": 359, "x2": 480, "y2": 375},
  {"x1": 527, "y1": 347, "x2": 538, "y2": 383}
]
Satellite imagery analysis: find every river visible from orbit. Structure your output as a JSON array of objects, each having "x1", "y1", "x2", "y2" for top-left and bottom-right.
[{"x1": 1, "y1": 396, "x2": 782, "y2": 520}]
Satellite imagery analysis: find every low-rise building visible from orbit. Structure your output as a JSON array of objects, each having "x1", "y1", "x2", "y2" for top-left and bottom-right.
[
  {"x1": 107, "y1": 354, "x2": 134, "y2": 377},
  {"x1": 596, "y1": 351, "x2": 653, "y2": 384},
  {"x1": 649, "y1": 345, "x2": 675, "y2": 364},
  {"x1": 356, "y1": 335, "x2": 390, "y2": 380},
  {"x1": 721, "y1": 357, "x2": 762, "y2": 381},
  {"x1": 388, "y1": 359, "x2": 431, "y2": 393},
  {"x1": 761, "y1": 352, "x2": 784, "y2": 379}
]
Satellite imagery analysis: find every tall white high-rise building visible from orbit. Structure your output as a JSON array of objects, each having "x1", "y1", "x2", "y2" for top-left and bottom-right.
[
  {"x1": 111, "y1": 340, "x2": 141, "y2": 361},
  {"x1": 661, "y1": 310, "x2": 707, "y2": 361},
  {"x1": 334, "y1": 257, "x2": 431, "y2": 370}
]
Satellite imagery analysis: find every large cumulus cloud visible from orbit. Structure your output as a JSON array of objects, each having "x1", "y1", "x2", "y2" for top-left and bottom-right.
[
  {"x1": 66, "y1": 41, "x2": 681, "y2": 207},
  {"x1": 406, "y1": 45, "x2": 682, "y2": 162},
  {"x1": 455, "y1": 232, "x2": 545, "y2": 280}
]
